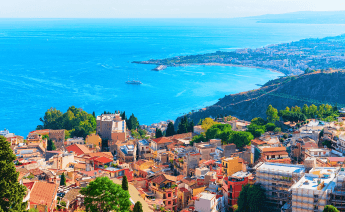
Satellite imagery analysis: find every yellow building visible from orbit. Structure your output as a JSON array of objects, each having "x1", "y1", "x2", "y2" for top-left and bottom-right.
[
  {"x1": 222, "y1": 157, "x2": 244, "y2": 177},
  {"x1": 85, "y1": 133, "x2": 102, "y2": 148}
]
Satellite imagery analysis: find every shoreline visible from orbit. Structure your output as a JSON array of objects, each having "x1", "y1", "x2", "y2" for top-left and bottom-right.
[{"x1": 168, "y1": 63, "x2": 285, "y2": 75}]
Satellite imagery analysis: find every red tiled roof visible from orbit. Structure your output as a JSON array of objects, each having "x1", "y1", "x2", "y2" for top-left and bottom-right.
[
  {"x1": 93, "y1": 156, "x2": 113, "y2": 164},
  {"x1": 151, "y1": 174, "x2": 167, "y2": 185},
  {"x1": 262, "y1": 147, "x2": 286, "y2": 152},
  {"x1": 135, "y1": 160, "x2": 146, "y2": 166},
  {"x1": 328, "y1": 157, "x2": 345, "y2": 162},
  {"x1": 152, "y1": 137, "x2": 172, "y2": 144},
  {"x1": 66, "y1": 144, "x2": 91, "y2": 155},
  {"x1": 23, "y1": 182, "x2": 35, "y2": 190},
  {"x1": 30, "y1": 181, "x2": 58, "y2": 210},
  {"x1": 87, "y1": 152, "x2": 113, "y2": 159},
  {"x1": 30, "y1": 168, "x2": 43, "y2": 176},
  {"x1": 263, "y1": 151, "x2": 288, "y2": 156}
]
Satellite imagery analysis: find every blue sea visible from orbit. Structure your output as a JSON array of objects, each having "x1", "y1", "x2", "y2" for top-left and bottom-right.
[{"x1": 1, "y1": 19, "x2": 345, "y2": 137}]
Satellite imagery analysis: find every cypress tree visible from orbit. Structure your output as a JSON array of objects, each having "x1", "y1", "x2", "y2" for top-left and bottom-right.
[
  {"x1": 166, "y1": 122, "x2": 175, "y2": 137},
  {"x1": 155, "y1": 128, "x2": 163, "y2": 138},
  {"x1": 133, "y1": 201, "x2": 143, "y2": 212},
  {"x1": 122, "y1": 175, "x2": 128, "y2": 191},
  {"x1": 0, "y1": 136, "x2": 28, "y2": 211},
  {"x1": 60, "y1": 172, "x2": 66, "y2": 186},
  {"x1": 47, "y1": 139, "x2": 56, "y2": 151}
]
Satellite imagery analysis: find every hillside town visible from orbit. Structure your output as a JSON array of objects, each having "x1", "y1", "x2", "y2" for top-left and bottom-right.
[
  {"x1": 135, "y1": 34, "x2": 345, "y2": 76},
  {"x1": 2, "y1": 106, "x2": 345, "y2": 212}
]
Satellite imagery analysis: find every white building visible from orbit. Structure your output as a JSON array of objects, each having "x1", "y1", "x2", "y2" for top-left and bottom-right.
[
  {"x1": 96, "y1": 113, "x2": 126, "y2": 140},
  {"x1": 195, "y1": 192, "x2": 219, "y2": 212},
  {"x1": 291, "y1": 167, "x2": 339, "y2": 212},
  {"x1": 306, "y1": 148, "x2": 330, "y2": 157},
  {"x1": 0, "y1": 129, "x2": 10, "y2": 137},
  {"x1": 256, "y1": 163, "x2": 305, "y2": 211}
]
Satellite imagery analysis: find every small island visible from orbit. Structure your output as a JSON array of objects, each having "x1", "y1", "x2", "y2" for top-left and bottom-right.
[{"x1": 134, "y1": 34, "x2": 345, "y2": 76}]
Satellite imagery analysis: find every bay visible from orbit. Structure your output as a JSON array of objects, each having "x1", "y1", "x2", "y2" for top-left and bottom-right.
[{"x1": 1, "y1": 18, "x2": 345, "y2": 136}]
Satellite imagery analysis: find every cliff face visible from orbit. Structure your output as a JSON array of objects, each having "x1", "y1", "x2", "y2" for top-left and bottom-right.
[{"x1": 175, "y1": 70, "x2": 345, "y2": 127}]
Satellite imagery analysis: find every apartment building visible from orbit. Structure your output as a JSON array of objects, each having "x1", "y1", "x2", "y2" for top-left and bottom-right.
[
  {"x1": 291, "y1": 167, "x2": 339, "y2": 212},
  {"x1": 256, "y1": 163, "x2": 305, "y2": 211},
  {"x1": 221, "y1": 157, "x2": 245, "y2": 177},
  {"x1": 119, "y1": 145, "x2": 136, "y2": 163},
  {"x1": 330, "y1": 168, "x2": 345, "y2": 211},
  {"x1": 222, "y1": 171, "x2": 251, "y2": 211},
  {"x1": 194, "y1": 192, "x2": 219, "y2": 212},
  {"x1": 96, "y1": 113, "x2": 126, "y2": 141}
]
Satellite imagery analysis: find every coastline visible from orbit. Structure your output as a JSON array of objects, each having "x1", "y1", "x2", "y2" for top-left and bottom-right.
[{"x1": 168, "y1": 63, "x2": 285, "y2": 75}]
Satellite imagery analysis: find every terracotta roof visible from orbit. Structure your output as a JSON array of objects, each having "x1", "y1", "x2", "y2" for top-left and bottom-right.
[
  {"x1": 23, "y1": 182, "x2": 35, "y2": 190},
  {"x1": 17, "y1": 168, "x2": 29, "y2": 181},
  {"x1": 302, "y1": 142, "x2": 318, "y2": 149},
  {"x1": 135, "y1": 160, "x2": 146, "y2": 166},
  {"x1": 263, "y1": 151, "x2": 288, "y2": 156},
  {"x1": 328, "y1": 157, "x2": 345, "y2": 162},
  {"x1": 152, "y1": 137, "x2": 172, "y2": 144},
  {"x1": 66, "y1": 144, "x2": 91, "y2": 155},
  {"x1": 29, "y1": 168, "x2": 44, "y2": 176},
  {"x1": 62, "y1": 188, "x2": 81, "y2": 203},
  {"x1": 87, "y1": 152, "x2": 113, "y2": 159},
  {"x1": 92, "y1": 156, "x2": 113, "y2": 164},
  {"x1": 262, "y1": 147, "x2": 287, "y2": 153},
  {"x1": 30, "y1": 181, "x2": 58, "y2": 210},
  {"x1": 151, "y1": 174, "x2": 167, "y2": 185},
  {"x1": 74, "y1": 163, "x2": 86, "y2": 169}
]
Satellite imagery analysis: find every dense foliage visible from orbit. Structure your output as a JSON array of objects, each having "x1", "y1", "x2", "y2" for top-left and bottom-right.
[
  {"x1": 323, "y1": 205, "x2": 339, "y2": 212},
  {"x1": 47, "y1": 139, "x2": 56, "y2": 151},
  {"x1": 155, "y1": 128, "x2": 163, "y2": 138},
  {"x1": 60, "y1": 172, "x2": 66, "y2": 186},
  {"x1": 192, "y1": 123, "x2": 253, "y2": 149},
  {"x1": 177, "y1": 116, "x2": 194, "y2": 134},
  {"x1": 133, "y1": 202, "x2": 143, "y2": 212},
  {"x1": 37, "y1": 106, "x2": 97, "y2": 138},
  {"x1": 237, "y1": 184, "x2": 266, "y2": 212},
  {"x1": 165, "y1": 122, "x2": 175, "y2": 137},
  {"x1": 0, "y1": 136, "x2": 28, "y2": 211},
  {"x1": 80, "y1": 177, "x2": 131, "y2": 212},
  {"x1": 127, "y1": 113, "x2": 139, "y2": 130},
  {"x1": 122, "y1": 175, "x2": 128, "y2": 191},
  {"x1": 266, "y1": 105, "x2": 280, "y2": 123}
]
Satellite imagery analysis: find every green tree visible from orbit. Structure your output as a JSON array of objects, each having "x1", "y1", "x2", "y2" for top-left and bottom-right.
[
  {"x1": 122, "y1": 175, "x2": 128, "y2": 191},
  {"x1": 265, "y1": 123, "x2": 276, "y2": 132},
  {"x1": 80, "y1": 177, "x2": 131, "y2": 212},
  {"x1": 237, "y1": 184, "x2": 266, "y2": 212},
  {"x1": 323, "y1": 205, "x2": 339, "y2": 212},
  {"x1": 250, "y1": 117, "x2": 267, "y2": 126},
  {"x1": 166, "y1": 122, "x2": 175, "y2": 137},
  {"x1": 247, "y1": 124, "x2": 265, "y2": 138},
  {"x1": 60, "y1": 172, "x2": 66, "y2": 186},
  {"x1": 155, "y1": 128, "x2": 163, "y2": 138},
  {"x1": 127, "y1": 114, "x2": 139, "y2": 130},
  {"x1": 47, "y1": 139, "x2": 56, "y2": 151},
  {"x1": 0, "y1": 136, "x2": 28, "y2": 211},
  {"x1": 133, "y1": 201, "x2": 143, "y2": 212},
  {"x1": 266, "y1": 105, "x2": 280, "y2": 123},
  {"x1": 229, "y1": 131, "x2": 253, "y2": 149}
]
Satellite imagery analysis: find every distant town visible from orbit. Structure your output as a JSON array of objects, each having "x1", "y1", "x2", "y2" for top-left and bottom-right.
[
  {"x1": 2, "y1": 103, "x2": 345, "y2": 212},
  {"x1": 135, "y1": 34, "x2": 345, "y2": 76}
]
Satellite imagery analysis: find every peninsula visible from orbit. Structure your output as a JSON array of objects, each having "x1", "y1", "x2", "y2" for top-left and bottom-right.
[{"x1": 134, "y1": 34, "x2": 345, "y2": 76}]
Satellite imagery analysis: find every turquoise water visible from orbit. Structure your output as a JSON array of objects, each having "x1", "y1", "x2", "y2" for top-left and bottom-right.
[{"x1": 1, "y1": 19, "x2": 345, "y2": 136}]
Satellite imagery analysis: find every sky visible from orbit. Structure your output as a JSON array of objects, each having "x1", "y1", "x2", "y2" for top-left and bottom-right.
[{"x1": 1, "y1": 0, "x2": 345, "y2": 18}]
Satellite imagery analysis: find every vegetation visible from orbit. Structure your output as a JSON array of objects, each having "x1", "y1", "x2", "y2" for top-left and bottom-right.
[
  {"x1": 323, "y1": 205, "x2": 339, "y2": 212},
  {"x1": 131, "y1": 129, "x2": 148, "y2": 140},
  {"x1": 80, "y1": 177, "x2": 131, "y2": 212},
  {"x1": 133, "y1": 201, "x2": 143, "y2": 212},
  {"x1": 201, "y1": 118, "x2": 218, "y2": 131},
  {"x1": 177, "y1": 116, "x2": 194, "y2": 134},
  {"x1": 37, "y1": 106, "x2": 96, "y2": 138},
  {"x1": 192, "y1": 123, "x2": 253, "y2": 149},
  {"x1": 0, "y1": 136, "x2": 28, "y2": 211},
  {"x1": 127, "y1": 113, "x2": 139, "y2": 130},
  {"x1": 279, "y1": 104, "x2": 339, "y2": 122},
  {"x1": 60, "y1": 172, "x2": 66, "y2": 186},
  {"x1": 236, "y1": 184, "x2": 266, "y2": 212},
  {"x1": 266, "y1": 105, "x2": 280, "y2": 123},
  {"x1": 47, "y1": 139, "x2": 56, "y2": 151},
  {"x1": 165, "y1": 122, "x2": 175, "y2": 137},
  {"x1": 155, "y1": 128, "x2": 163, "y2": 138},
  {"x1": 122, "y1": 175, "x2": 128, "y2": 191}
]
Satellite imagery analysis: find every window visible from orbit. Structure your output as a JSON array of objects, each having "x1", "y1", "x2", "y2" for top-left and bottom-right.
[
  {"x1": 168, "y1": 201, "x2": 171, "y2": 205},
  {"x1": 168, "y1": 193, "x2": 171, "y2": 197}
]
